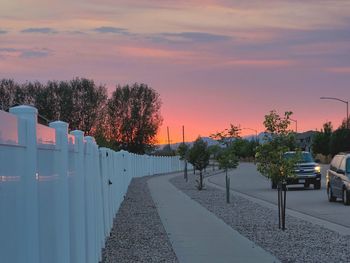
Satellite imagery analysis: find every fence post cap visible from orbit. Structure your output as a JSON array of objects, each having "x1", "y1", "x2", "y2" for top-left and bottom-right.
[
  {"x1": 49, "y1": 120, "x2": 69, "y2": 129},
  {"x1": 99, "y1": 147, "x2": 109, "y2": 151},
  {"x1": 9, "y1": 105, "x2": 38, "y2": 114},
  {"x1": 84, "y1": 136, "x2": 95, "y2": 143},
  {"x1": 70, "y1": 130, "x2": 84, "y2": 138}
]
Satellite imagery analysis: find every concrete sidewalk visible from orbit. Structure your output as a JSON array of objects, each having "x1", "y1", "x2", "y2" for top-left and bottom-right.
[{"x1": 148, "y1": 173, "x2": 279, "y2": 263}]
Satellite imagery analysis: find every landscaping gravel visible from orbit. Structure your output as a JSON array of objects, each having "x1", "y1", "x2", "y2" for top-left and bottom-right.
[
  {"x1": 102, "y1": 176, "x2": 178, "y2": 263},
  {"x1": 170, "y1": 173, "x2": 350, "y2": 263}
]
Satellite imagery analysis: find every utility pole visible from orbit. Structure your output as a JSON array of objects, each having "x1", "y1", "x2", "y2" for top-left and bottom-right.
[
  {"x1": 167, "y1": 126, "x2": 171, "y2": 148},
  {"x1": 182, "y1": 125, "x2": 185, "y2": 144},
  {"x1": 290, "y1": 118, "x2": 298, "y2": 133},
  {"x1": 183, "y1": 125, "x2": 188, "y2": 181}
]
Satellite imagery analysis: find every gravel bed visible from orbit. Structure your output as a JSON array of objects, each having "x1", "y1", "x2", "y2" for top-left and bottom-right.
[
  {"x1": 170, "y1": 173, "x2": 350, "y2": 263},
  {"x1": 102, "y1": 176, "x2": 178, "y2": 263}
]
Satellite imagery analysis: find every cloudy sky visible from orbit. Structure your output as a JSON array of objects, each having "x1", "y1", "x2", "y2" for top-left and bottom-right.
[{"x1": 1, "y1": 0, "x2": 350, "y2": 143}]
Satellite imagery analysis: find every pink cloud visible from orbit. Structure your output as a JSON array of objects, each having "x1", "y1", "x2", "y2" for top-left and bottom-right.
[
  {"x1": 326, "y1": 67, "x2": 350, "y2": 73},
  {"x1": 223, "y1": 59, "x2": 295, "y2": 67},
  {"x1": 118, "y1": 46, "x2": 193, "y2": 59}
]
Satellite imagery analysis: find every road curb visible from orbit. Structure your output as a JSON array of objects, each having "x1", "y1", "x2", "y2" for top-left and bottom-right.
[{"x1": 205, "y1": 175, "x2": 350, "y2": 236}]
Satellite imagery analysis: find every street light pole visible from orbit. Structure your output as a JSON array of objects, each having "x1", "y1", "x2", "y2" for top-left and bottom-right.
[
  {"x1": 290, "y1": 118, "x2": 298, "y2": 133},
  {"x1": 320, "y1": 97, "x2": 349, "y2": 129}
]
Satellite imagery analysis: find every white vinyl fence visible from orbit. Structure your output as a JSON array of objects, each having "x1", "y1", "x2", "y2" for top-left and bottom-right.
[{"x1": 0, "y1": 105, "x2": 188, "y2": 263}]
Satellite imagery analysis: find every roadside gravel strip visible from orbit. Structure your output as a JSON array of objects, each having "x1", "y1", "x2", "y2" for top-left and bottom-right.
[
  {"x1": 102, "y1": 176, "x2": 178, "y2": 263},
  {"x1": 170, "y1": 174, "x2": 350, "y2": 263}
]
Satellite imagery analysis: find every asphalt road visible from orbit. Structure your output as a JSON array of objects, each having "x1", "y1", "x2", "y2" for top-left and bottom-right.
[{"x1": 208, "y1": 162, "x2": 350, "y2": 228}]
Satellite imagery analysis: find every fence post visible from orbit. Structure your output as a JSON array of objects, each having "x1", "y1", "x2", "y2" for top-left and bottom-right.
[
  {"x1": 9, "y1": 105, "x2": 40, "y2": 263},
  {"x1": 110, "y1": 149, "x2": 115, "y2": 230},
  {"x1": 70, "y1": 130, "x2": 86, "y2": 263},
  {"x1": 99, "y1": 148, "x2": 109, "y2": 239},
  {"x1": 114, "y1": 151, "x2": 123, "y2": 211},
  {"x1": 84, "y1": 136, "x2": 98, "y2": 263},
  {"x1": 49, "y1": 121, "x2": 71, "y2": 263},
  {"x1": 90, "y1": 139, "x2": 104, "y2": 261}
]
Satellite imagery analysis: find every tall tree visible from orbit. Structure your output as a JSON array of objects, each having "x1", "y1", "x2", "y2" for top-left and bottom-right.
[
  {"x1": 330, "y1": 128, "x2": 350, "y2": 156},
  {"x1": 0, "y1": 78, "x2": 108, "y2": 135},
  {"x1": 67, "y1": 78, "x2": 107, "y2": 134},
  {"x1": 340, "y1": 117, "x2": 350, "y2": 130},
  {"x1": 34, "y1": 81, "x2": 57, "y2": 120},
  {"x1": 107, "y1": 83, "x2": 163, "y2": 153},
  {"x1": 0, "y1": 79, "x2": 17, "y2": 111},
  {"x1": 312, "y1": 122, "x2": 332, "y2": 156}
]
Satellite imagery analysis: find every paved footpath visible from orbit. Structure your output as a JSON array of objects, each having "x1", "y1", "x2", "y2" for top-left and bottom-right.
[{"x1": 148, "y1": 173, "x2": 279, "y2": 263}]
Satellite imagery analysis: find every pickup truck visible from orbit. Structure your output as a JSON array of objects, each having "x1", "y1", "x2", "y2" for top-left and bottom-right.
[{"x1": 271, "y1": 151, "x2": 321, "y2": 190}]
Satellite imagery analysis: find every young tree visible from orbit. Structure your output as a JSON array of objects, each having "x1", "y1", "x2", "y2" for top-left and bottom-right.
[
  {"x1": 177, "y1": 143, "x2": 190, "y2": 181},
  {"x1": 188, "y1": 137, "x2": 210, "y2": 190},
  {"x1": 231, "y1": 138, "x2": 259, "y2": 159},
  {"x1": 210, "y1": 124, "x2": 241, "y2": 147},
  {"x1": 255, "y1": 110, "x2": 299, "y2": 230},
  {"x1": 216, "y1": 146, "x2": 238, "y2": 203},
  {"x1": 177, "y1": 143, "x2": 189, "y2": 160},
  {"x1": 107, "y1": 83, "x2": 163, "y2": 154},
  {"x1": 208, "y1": 144, "x2": 222, "y2": 171},
  {"x1": 161, "y1": 145, "x2": 176, "y2": 156},
  {"x1": 211, "y1": 124, "x2": 241, "y2": 200}
]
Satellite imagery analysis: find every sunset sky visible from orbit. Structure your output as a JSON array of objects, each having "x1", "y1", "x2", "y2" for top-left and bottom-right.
[{"x1": 1, "y1": 0, "x2": 350, "y2": 144}]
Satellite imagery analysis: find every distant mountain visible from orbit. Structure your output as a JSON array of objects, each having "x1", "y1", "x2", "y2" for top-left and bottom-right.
[
  {"x1": 243, "y1": 132, "x2": 266, "y2": 143},
  {"x1": 157, "y1": 131, "x2": 314, "y2": 150},
  {"x1": 157, "y1": 136, "x2": 219, "y2": 150},
  {"x1": 199, "y1": 137, "x2": 220, "y2": 146}
]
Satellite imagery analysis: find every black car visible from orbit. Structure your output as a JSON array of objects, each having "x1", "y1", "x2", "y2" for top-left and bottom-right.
[
  {"x1": 271, "y1": 151, "x2": 321, "y2": 189},
  {"x1": 327, "y1": 153, "x2": 350, "y2": 205}
]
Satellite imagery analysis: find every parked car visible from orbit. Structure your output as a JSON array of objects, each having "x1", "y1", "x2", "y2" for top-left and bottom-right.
[
  {"x1": 271, "y1": 151, "x2": 321, "y2": 189},
  {"x1": 326, "y1": 153, "x2": 350, "y2": 205}
]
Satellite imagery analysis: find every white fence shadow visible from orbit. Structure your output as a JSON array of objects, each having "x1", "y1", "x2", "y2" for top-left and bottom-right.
[{"x1": 0, "y1": 105, "x2": 187, "y2": 263}]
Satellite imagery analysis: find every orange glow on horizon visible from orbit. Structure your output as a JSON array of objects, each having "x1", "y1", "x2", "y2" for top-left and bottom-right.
[
  {"x1": 155, "y1": 110, "x2": 347, "y2": 145},
  {"x1": 1, "y1": 0, "x2": 349, "y2": 148}
]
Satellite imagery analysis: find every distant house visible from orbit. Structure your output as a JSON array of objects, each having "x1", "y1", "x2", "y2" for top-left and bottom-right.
[{"x1": 296, "y1": 131, "x2": 316, "y2": 152}]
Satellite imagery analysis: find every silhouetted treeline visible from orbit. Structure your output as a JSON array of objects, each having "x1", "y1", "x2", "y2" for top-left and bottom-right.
[
  {"x1": 0, "y1": 78, "x2": 162, "y2": 154},
  {"x1": 312, "y1": 120, "x2": 350, "y2": 157}
]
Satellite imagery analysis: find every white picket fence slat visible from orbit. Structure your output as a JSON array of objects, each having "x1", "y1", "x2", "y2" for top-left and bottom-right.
[{"x1": 0, "y1": 105, "x2": 190, "y2": 263}]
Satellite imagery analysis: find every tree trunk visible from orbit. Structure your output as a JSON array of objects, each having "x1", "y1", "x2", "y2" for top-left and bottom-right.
[
  {"x1": 282, "y1": 182, "x2": 287, "y2": 230},
  {"x1": 277, "y1": 181, "x2": 287, "y2": 231},
  {"x1": 198, "y1": 170, "x2": 203, "y2": 190},
  {"x1": 277, "y1": 183, "x2": 281, "y2": 229},
  {"x1": 225, "y1": 169, "x2": 230, "y2": 203}
]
